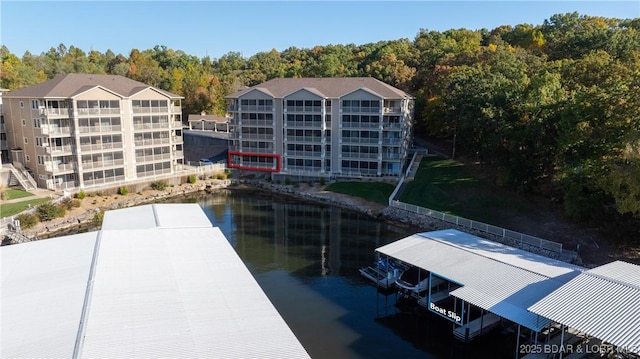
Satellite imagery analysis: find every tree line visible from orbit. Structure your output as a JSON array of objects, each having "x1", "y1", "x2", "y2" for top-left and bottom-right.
[{"x1": 2, "y1": 12, "x2": 639, "y2": 240}]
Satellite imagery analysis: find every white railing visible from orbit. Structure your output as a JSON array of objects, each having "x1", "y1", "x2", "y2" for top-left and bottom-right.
[{"x1": 389, "y1": 200, "x2": 563, "y2": 253}]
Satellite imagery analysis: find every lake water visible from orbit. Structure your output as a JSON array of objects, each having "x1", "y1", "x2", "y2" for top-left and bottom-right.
[{"x1": 167, "y1": 189, "x2": 518, "y2": 359}]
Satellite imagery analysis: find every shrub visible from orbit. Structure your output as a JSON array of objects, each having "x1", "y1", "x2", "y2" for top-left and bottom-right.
[
  {"x1": 215, "y1": 172, "x2": 227, "y2": 180},
  {"x1": 285, "y1": 177, "x2": 291, "y2": 186},
  {"x1": 151, "y1": 181, "x2": 167, "y2": 191},
  {"x1": 37, "y1": 202, "x2": 66, "y2": 221},
  {"x1": 187, "y1": 175, "x2": 197, "y2": 184},
  {"x1": 76, "y1": 190, "x2": 86, "y2": 199},
  {"x1": 225, "y1": 170, "x2": 233, "y2": 178},
  {"x1": 70, "y1": 199, "x2": 81, "y2": 208},
  {"x1": 118, "y1": 186, "x2": 129, "y2": 195},
  {"x1": 319, "y1": 178, "x2": 326, "y2": 186},
  {"x1": 0, "y1": 186, "x2": 7, "y2": 200},
  {"x1": 60, "y1": 197, "x2": 74, "y2": 210},
  {"x1": 16, "y1": 213, "x2": 38, "y2": 229},
  {"x1": 92, "y1": 210, "x2": 104, "y2": 226}
]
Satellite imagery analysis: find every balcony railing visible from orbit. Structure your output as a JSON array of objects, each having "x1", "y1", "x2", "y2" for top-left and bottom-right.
[
  {"x1": 285, "y1": 136, "x2": 322, "y2": 143},
  {"x1": 136, "y1": 168, "x2": 172, "y2": 178},
  {"x1": 132, "y1": 106, "x2": 169, "y2": 114},
  {"x1": 240, "y1": 134, "x2": 274, "y2": 140},
  {"x1": 341, "y1": 122, "x2": 380, "y2": 129},
  {"x1": 382, "y1": 122, "x2": 403, "y2": 129},
  {"x1": 285, "y1": 106, "x2": 321, "y2": 113},
  {"x1": 79, "y1": 142, "x2": 124, "y2": 152},
  {"x1": 173, "y1": 150, "x2": 184, "y2": 158},
  {"x1": 44, "y1": 162, "x2": 76, "y2": 172},
  {"x1": 45, "y1": 145, "x2": 73, "y2": 155},
  {"x1": 382, "y1": 138, "x2": 402, "y2": 145},
  {"x1": 286, "y1": 151, "x2": 322, "y2": 158},
  {"x1": 342, "y1": 107, "x2": 380, "y2": 113},
  {"x1": 240, "y1": 119, "x2": 274, "y2": 127},
  {"x1": 78, "y1": 125, "x2": 122, "y2": 133},
  {"x1": 383, "y1": 107, "x2": 402, "y2": 114},
  {"x1": 286, "y1": 121, "x2": 322, "y2": 128},
  {"x1": 133, "y1": 122, "x2": 169, "y2": 130},
  {"x1": 136, "y1": 153, "x2": 171, "y2": 163},
  {"x1": 341, "y1": 152, "x2": 379, "y2": 160},
  {"x1": 341, "y1": 137, "x2": 380, "y2": 144},
  {"x1": 81, "y1": 159, "x2": 124, "y2": 170},
  {"x1": 382, "y1": 153, "x2": 401, "y2": 160},
  {"x1": 133, "y1": 138, "x2": 170, "y2": 146},
  {"x1": 240, "y1": 105, "x2": 272, "y2": 111},
  {"x1": 237, "y1": 147, "x2": 274, "y2": 154},
  {"x1": 42, "y1": 108, "x2": 72, "y2": 116},
  {"x1": 40, "y1": 125, "x2": 71, "y2": 135},
  {"x1": 83, "y1": 175, "x2": 125, "y2": 187}
]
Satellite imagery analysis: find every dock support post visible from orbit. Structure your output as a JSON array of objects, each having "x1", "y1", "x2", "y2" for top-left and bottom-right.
[{"x1": 514, "y1": 324, "x2": 521, "y2": 359}]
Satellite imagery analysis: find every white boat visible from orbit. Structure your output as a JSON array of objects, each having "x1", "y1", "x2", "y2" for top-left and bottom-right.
[
  {"x1": 395, "y1": 266, "x2": 429, "y2": 294},
  {"x1": 359, "y1": 258, "x2": 404, "y2": 289}
]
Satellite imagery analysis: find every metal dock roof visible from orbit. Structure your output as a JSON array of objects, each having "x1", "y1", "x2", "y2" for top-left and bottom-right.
[
  {"x1": 1, "y1": 204, "x2": 310, "y2": 359},
  {"x1": 376, "y1": 229, "x2": 583, "y2": 331},
  {"x1": 529, "y1": 261, "x2": 640, "y2": 354}
]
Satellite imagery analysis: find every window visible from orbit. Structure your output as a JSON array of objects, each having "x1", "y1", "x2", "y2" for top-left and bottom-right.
[
  {"x1": 33, "y1": 118, "x2": 41, "y2": 128},
  {"x1": 20, "y1": 101, "x2": 24, "y2": 108},
  {"x1": 25, "y1": 155, "x2": 30, "y2": 162},
  {"x1": 31, "y1": 100, "x2": 39, "y2": 109},
  {"x1": 24, "y1": 137, "x2": 28, "y2": 144},
  {"x1": 37, "y1": 156, "x2": 45, "y2": 165},
  {"x1": 22, "y1": 119, "x2": 26, "y2": 126}
]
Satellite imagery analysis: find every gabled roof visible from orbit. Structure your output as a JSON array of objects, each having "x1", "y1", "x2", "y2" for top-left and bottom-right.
[
  {"x1": 227, "y1": 77, "x2": 413, "y2": 99},
  {"x1": 4, "y1": 73, "x2": 182, "y2": 99},
  {"x1": 529, "y1": 261, "x2": 640, "y2": 354}
]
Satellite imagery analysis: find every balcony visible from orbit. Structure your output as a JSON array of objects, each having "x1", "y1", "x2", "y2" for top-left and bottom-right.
[
  {"x1": 285, "y1": 106, "x2": 321, "y2": 113},
  {"x1": 286, "y1": 151, "x2": 322, "y2": 158},
  {"x1": 173, "y1": 150, "x2": 184, "y2": 158},
  {"x1": 80, "y1": 142, "x2": 124, "y2": 152},
  {"x1": 81, "y1": 158, "x2": 124, "y2": 170},
  {"x1": 241, "y1": 119, "x2": 274, "y2": 127},
  {"x1": 42, "y1": 108, "x2": 73, "y2": 117},
  {"x1": 383, "y1": 107, "x2": 402, "y2": 114},
  {"x1": 132, "y1": 106, "x2": 169, "y2": 114},
  {"x1": 240, "y1": 105, "x2": 272, "y2": 112},
  {"x1": 240, "y1": 134, "x2": 274, "y2": 140},
  {"x1": 136, "y1": 153, "x2": 171, "y2": 163},
  {"x1": 341, "y1": 152, "x2": 379, "y2": 160},
  {"x1": 44, "y1": 162, "x2": 77, "y2": 173},
  {"x1": 45, "y1": 145, "x2": 73, "y2": 155},
  {"x1": 285, "y1": 121, "x2": 322, "y2": 129},
  {"x1": 133, "y1": 138, "x2": 170, "y2": 147},
  {"x1": 341, "y1": 122, "x2": 380, "y2": 129},
  {"x1": 133, "y1": 122, "x2": 169, "y2": 130},
  {"x1": 382, "y1": 138, "x2": 402, "y2": 145},
  {"x1": 341, "y1": 137, "x2": 380, "y2": 145},
  {"x1": 285, "y1": 136, "x2": 322, "y2": 143},
  {"x1": 40, "y1": 125, "x2": 72, "y2": 135},
  {"x1": 238, "y1": 147, "x2": 274, "y2": 154},
  {"x1": 383, "y1": 122, "x2": 403, "y2": 130},
  {"x1": 78, "y1": 125, "x2": 122, "y2": 133},
  {"x1": 83, "y1": 175, "x2": 125, "y2": 187}
]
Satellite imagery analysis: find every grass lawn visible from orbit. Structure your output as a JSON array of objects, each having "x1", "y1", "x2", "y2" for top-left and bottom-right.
[
  {"x1": 4, "y1": 189, "x2": 35, "y2": 200},
  {"x1": 399, "y1": 155, "x2": 533, "y2": 225},
  {"x1": 0, "y1": 198, "x2": 50, "y2": 218},
  {"x1": 325, "y1": 181, "x2": 395, "y2": 205}
]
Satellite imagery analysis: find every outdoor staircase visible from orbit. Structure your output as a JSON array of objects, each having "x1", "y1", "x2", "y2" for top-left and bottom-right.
[{"x1": 8, "y1": 163, "x2": 37, "y2": 191}]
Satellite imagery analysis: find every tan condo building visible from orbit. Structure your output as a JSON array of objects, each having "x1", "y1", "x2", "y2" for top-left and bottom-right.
[
  {"x1": 2, "y1": 74, "x2": 184, "y2": 190},
  {"x1": 226, "y1": 77, "x2": 414, "y2": 180}
]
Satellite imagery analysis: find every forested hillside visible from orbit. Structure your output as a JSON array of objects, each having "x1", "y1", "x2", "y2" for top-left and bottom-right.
[{"x1": 2, "y1": 12, "x2": 639, "y2": 240}]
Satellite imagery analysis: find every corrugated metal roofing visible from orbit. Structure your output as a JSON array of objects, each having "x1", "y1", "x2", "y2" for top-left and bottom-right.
[
  {"x1": 376, "y1": 229, "x2": 582, "y2": 331},
  {"x1": 529, "y1": 261, "x2": 640, "y2": 354},
  {"x1": 1, "y1": 204, "x2": 310, "y2": 359},
  {"x1": 1, "y1": 232, "x2": 99, "y2": 358}
]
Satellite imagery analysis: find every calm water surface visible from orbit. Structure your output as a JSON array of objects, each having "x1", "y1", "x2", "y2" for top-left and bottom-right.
[{"x1": 168, "y1": 189, "x2": 517, "y2": 359}]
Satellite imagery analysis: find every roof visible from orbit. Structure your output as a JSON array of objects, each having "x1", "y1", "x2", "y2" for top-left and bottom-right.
[
  {"x1": 227, "y1": 77, "x2": 413, "y2": 99},
  {"x1": 376, "y1": 229, "x2": 583, "y2": 331},
  {"x1": 1, "y1": 204, "x2": 310, "y2": 359},
  {"x1": 4, "y1": 73, "x2": 182, "y2": 99},
  {"x1": 528, "y1": 261, "x2": 640, "y2": 354}
]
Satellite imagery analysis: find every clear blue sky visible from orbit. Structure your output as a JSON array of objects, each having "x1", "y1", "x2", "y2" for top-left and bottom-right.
[{"x1": 2, "y1": 1, "x2": 639, "y2": 60}]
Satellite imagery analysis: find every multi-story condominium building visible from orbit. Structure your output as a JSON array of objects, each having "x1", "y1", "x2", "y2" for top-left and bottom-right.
[
  {"x1": 1, "y1": 88, "x2": 9, "y2": 164},
  {"x1": 226, "y1": 77, "x2": 414, "y2": 179},
  {"x1": 3, "y1": 74, "x2": 184, "y2": 190}
]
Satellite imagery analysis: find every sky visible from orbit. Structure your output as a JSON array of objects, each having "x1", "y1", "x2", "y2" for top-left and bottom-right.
[{"x1": 2, "y1": 1, "x2": 639, "y2": 60}]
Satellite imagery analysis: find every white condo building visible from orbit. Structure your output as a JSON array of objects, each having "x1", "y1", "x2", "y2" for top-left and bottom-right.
[{"x1": 226, "y1": 77, "x2": 414, "y2": 180}]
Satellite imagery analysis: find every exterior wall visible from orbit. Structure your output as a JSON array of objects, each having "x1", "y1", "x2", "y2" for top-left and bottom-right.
[
  {"x1": 3, "y1": 88, "x2": 184, "y2": 191},
  {"x1": 227, "y1": 82, "x2": 413, "y2": 180}
]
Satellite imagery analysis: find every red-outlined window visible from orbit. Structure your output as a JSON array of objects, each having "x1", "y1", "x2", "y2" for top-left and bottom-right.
[{"x1": 228, "y1": 151, "x2": 281, "y2": 172}]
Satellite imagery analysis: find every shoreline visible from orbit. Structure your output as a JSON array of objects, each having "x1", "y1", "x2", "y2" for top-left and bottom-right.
[{"x1": 9, "y1": 178, "x2": 638, "y2": 267}]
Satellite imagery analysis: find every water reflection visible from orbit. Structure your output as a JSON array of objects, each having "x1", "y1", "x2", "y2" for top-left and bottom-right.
[{"x1": 165, "y1": 189, "x2": 515, "y2": 359}]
